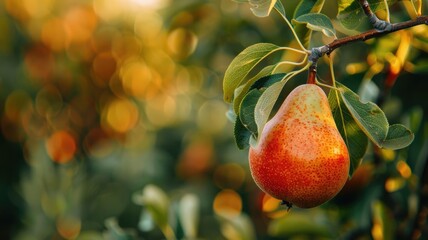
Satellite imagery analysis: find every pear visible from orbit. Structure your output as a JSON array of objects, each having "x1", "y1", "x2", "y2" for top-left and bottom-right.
[{"x1": 249, "y1": 84, "x2": 350, "y2": 208}]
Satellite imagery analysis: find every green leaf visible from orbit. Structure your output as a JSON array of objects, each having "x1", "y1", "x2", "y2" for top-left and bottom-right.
[
  {"x1": 338, "y1": 83, "x2": 388, "y2": 148},
  {"x1": 328, "y1": 89, "x2": 368, "y2": 177},
  {"x1": 133, "y1": 185, "x2": 170, "y2": 231},
  {"x1": 254, "y1": 80, "x2": 287, "y2": 144},
  {"x1": 223, "y1": 43, "x2": 281, "y2": 102},
  {"x1": 240, "y1": 89, "x2": 262, "y2": 138},
  {"x1": 249, "y1": 73, "x2": 286, "y2": 90},
  {"x1": 233, "y1": 0, "x2": 278, "y2": 17},
  {"x1": 274, "y1": 0, "x2": 286, "y2": 18},
  {"x1": 337, "y1": 83, "x2": 414, "y2": 150},
  {"x1": 294, "y1": 0, "x2": 325, "y2": 18},
  {"x1": 381, "y1": 124, "x2": 414, "y2": 149},
  {"x1": 234, "y1": 115, "x2": 252, "y2": 149},
  {"x1": 292, "y1": 0, "x2": 325, "y2": 48},
  {"x1": 235, "y1": 74, "x2": 286, "y2": 149},
  {"x1": 233, "y1": 65, "x2": 277, "y2": 113},
  {"x1": 337, "y1": 0, "x2": 397, "y2": 30},
  {"x1": 293, "y1": 13, "x2": 336, "y2": 38}
]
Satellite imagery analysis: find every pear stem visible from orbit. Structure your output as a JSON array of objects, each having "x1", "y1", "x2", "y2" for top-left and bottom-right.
[{"x1": 307, "y1": 64, "x2": 316, "y2": 84}]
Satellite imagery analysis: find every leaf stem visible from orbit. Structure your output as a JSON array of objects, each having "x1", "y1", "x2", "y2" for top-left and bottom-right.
[
  {"x1": 383, "y1": 0, "x2": 390, "y2": 22},
  {"x1": 278, "y1": 46, "x2": 308, "y2": 55},
  {"x1": 276, "y1": 9, "x2": 309, "y2": 52}
]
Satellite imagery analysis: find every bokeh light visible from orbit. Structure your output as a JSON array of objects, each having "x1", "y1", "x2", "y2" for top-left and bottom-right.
[
  {"x1": 45, "y1": 130, "x2": 77, "y2": 164},
  {"x1": 102, "y1": 98, "x2": 139, "y2": 134},
  {"x1": 213, "y1": 189, "x2": 242, "y2": 217},
  {"x1": 1, "y1": 0, "x2": 427, "y2": 239}
]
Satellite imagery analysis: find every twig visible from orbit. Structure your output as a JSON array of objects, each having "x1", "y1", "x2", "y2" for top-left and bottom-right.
[
  {"x1": 307, "y1": 15, "x2": 428, "y2": 82},
  {"x1": 358, "y1": 0, "x2": 392, "y2": 31}
]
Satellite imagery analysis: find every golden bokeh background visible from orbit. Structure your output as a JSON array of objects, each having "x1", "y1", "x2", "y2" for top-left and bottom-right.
[{"x1": 1, "y1": 0, "x2": 428, "y2": 239}]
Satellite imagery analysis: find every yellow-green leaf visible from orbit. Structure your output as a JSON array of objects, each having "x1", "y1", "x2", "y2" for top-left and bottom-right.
[{"x1": 223, "y1": 43, "x2": 281, "y2": 102}]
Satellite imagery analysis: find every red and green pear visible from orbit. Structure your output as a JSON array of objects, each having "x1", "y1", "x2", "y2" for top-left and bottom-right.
[{"x1": 249, "y1": 84, "x2": 350, "y2": 208}]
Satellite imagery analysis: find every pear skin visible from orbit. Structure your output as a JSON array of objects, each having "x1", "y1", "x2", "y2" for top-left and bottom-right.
[{"x1": 249, "y1": 84, "x2": 350, "y2": 208}]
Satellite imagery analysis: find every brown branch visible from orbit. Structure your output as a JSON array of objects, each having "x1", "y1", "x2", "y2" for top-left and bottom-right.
[
  {"x1": 358, "y1": 0, "x2": 392, "y2": 31},
  {"x1": 308, "y1": 15, "x2": 428, "y2": 66}
]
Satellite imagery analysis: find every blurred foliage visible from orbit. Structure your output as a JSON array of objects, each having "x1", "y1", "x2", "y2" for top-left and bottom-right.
[{"x1": 0, "y1": 0, "x2": 427, "y2": 239}]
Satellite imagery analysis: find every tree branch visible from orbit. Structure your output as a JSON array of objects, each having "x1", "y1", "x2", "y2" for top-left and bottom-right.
[
  {"x1": 358, "y1": 0, "x2": 392, "y2": 31},
  {"x1": 307, "y1": 15, "x2": 428, "y2": 83}
]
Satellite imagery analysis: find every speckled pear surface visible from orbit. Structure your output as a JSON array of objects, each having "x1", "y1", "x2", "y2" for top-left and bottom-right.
[{"x1": 249, "y1": 84, "x2": 350, "y2": 208}]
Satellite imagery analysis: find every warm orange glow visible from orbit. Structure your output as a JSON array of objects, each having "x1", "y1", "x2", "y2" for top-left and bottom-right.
[
  {"x1": 262, "y1": 194, "x2": 281, "y2": 212},
  {"x1": 371, "y1": 222, "x2": 383, "y2": 240},
  {"x1": 177, "y1": 138, "x2": 214, "y2": 178},
  {"x1": 120, "y1": 59, "x2": 152, "y2": 97},
  {"x1": 134, "y1": 12, "x2": 164, "y2": 45},
  {"x1": 24, "y1": 44, "x2": 55, "y2": 82},
  {"x1": 396, "y1": 160, "x2": 412, "y2": 179},
  {"x1": 56, "y1": 217, "x2": 81, "y2": 239},
  {"x1": 167, "y1": 28, "x2": 198, "y2": 58},
  {"x1": 93, "y1": 0, "x2": 124, "y2": 21},
  {"x1": 64, "y1": 5, "x2": 98, "y2": 44},
  {"x1": 112, "y1": 34, "x2": 142, "y2": 60},
  {"x1": 45, "y1": 130, "x2": 77, "y2": 164},
  {"x1": 385, "y1": 177, "x2": 405, "y2": 192},
  {"x1": 92, "y1": 51, "x2": 117, "y2": 86},
  {"x1": 261, "y1": 194, "x2": 288, "y2": 219},
  {"x1": 213, "y1": 189, "x2": 242, "y2": 217},
  {"x1": 346, "y1": 62, "x2": 367, "y2": 74},
  {"x1": 41, "y1": 17, "x2": 69, "y2": 51},
  {"x1": 103, "y1": 99, "x2": 139, "y2": 133}
]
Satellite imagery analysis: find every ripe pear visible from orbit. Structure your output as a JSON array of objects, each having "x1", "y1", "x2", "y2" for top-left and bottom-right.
[{"x1": 249, "y1": 84, "x2": 350, "y2": 208}]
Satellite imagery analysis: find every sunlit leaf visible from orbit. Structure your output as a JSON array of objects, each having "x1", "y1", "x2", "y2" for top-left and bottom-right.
[
  {"x1": 254, "y1": 80, "x2": 287, "y2": 144},
  {"x1": 223, "y1": 43, "x2": 281, "y2": 102},
  {"x1": 133, "y1": 185, "x2": 170, "y2": 232},
  {"x1": 294, "y1": 0, "x2": 325, "y2": 18},
  {"x1": 233, "y1": 65, "x2": 277, "y2": 113},
  {"x1": 337, "y1": 83, "x2": 413, "y2": 150},
  {"x1": 236, "y1": 74, "x2": 286, "y2": 149},
  {"x1": 293, "y1": 13, "x2": 336, "y2": 38},
  {"x1": 274, "y1": 0, "x2": 286, "y2": 18},
  {"x1": 382, "y1": 124, "x2": 414, "y2": 149},
  {"x1": 338, "y1": 83, "x2": 388, "y2": 148},
  {"x1": 234, "y1": 0, "x2": 278, "y2": 17},
  {"x1": 292, "y1": 0, "x2": 325, "y2": 48},
  {"x1": 328, "y1": 89, "x2": 368, "y2": 177}
]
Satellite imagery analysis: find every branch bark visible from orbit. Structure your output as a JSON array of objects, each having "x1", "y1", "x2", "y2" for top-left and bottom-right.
[{"x1": 358, "y1": 0, "x2": 392, "y2": 31}]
